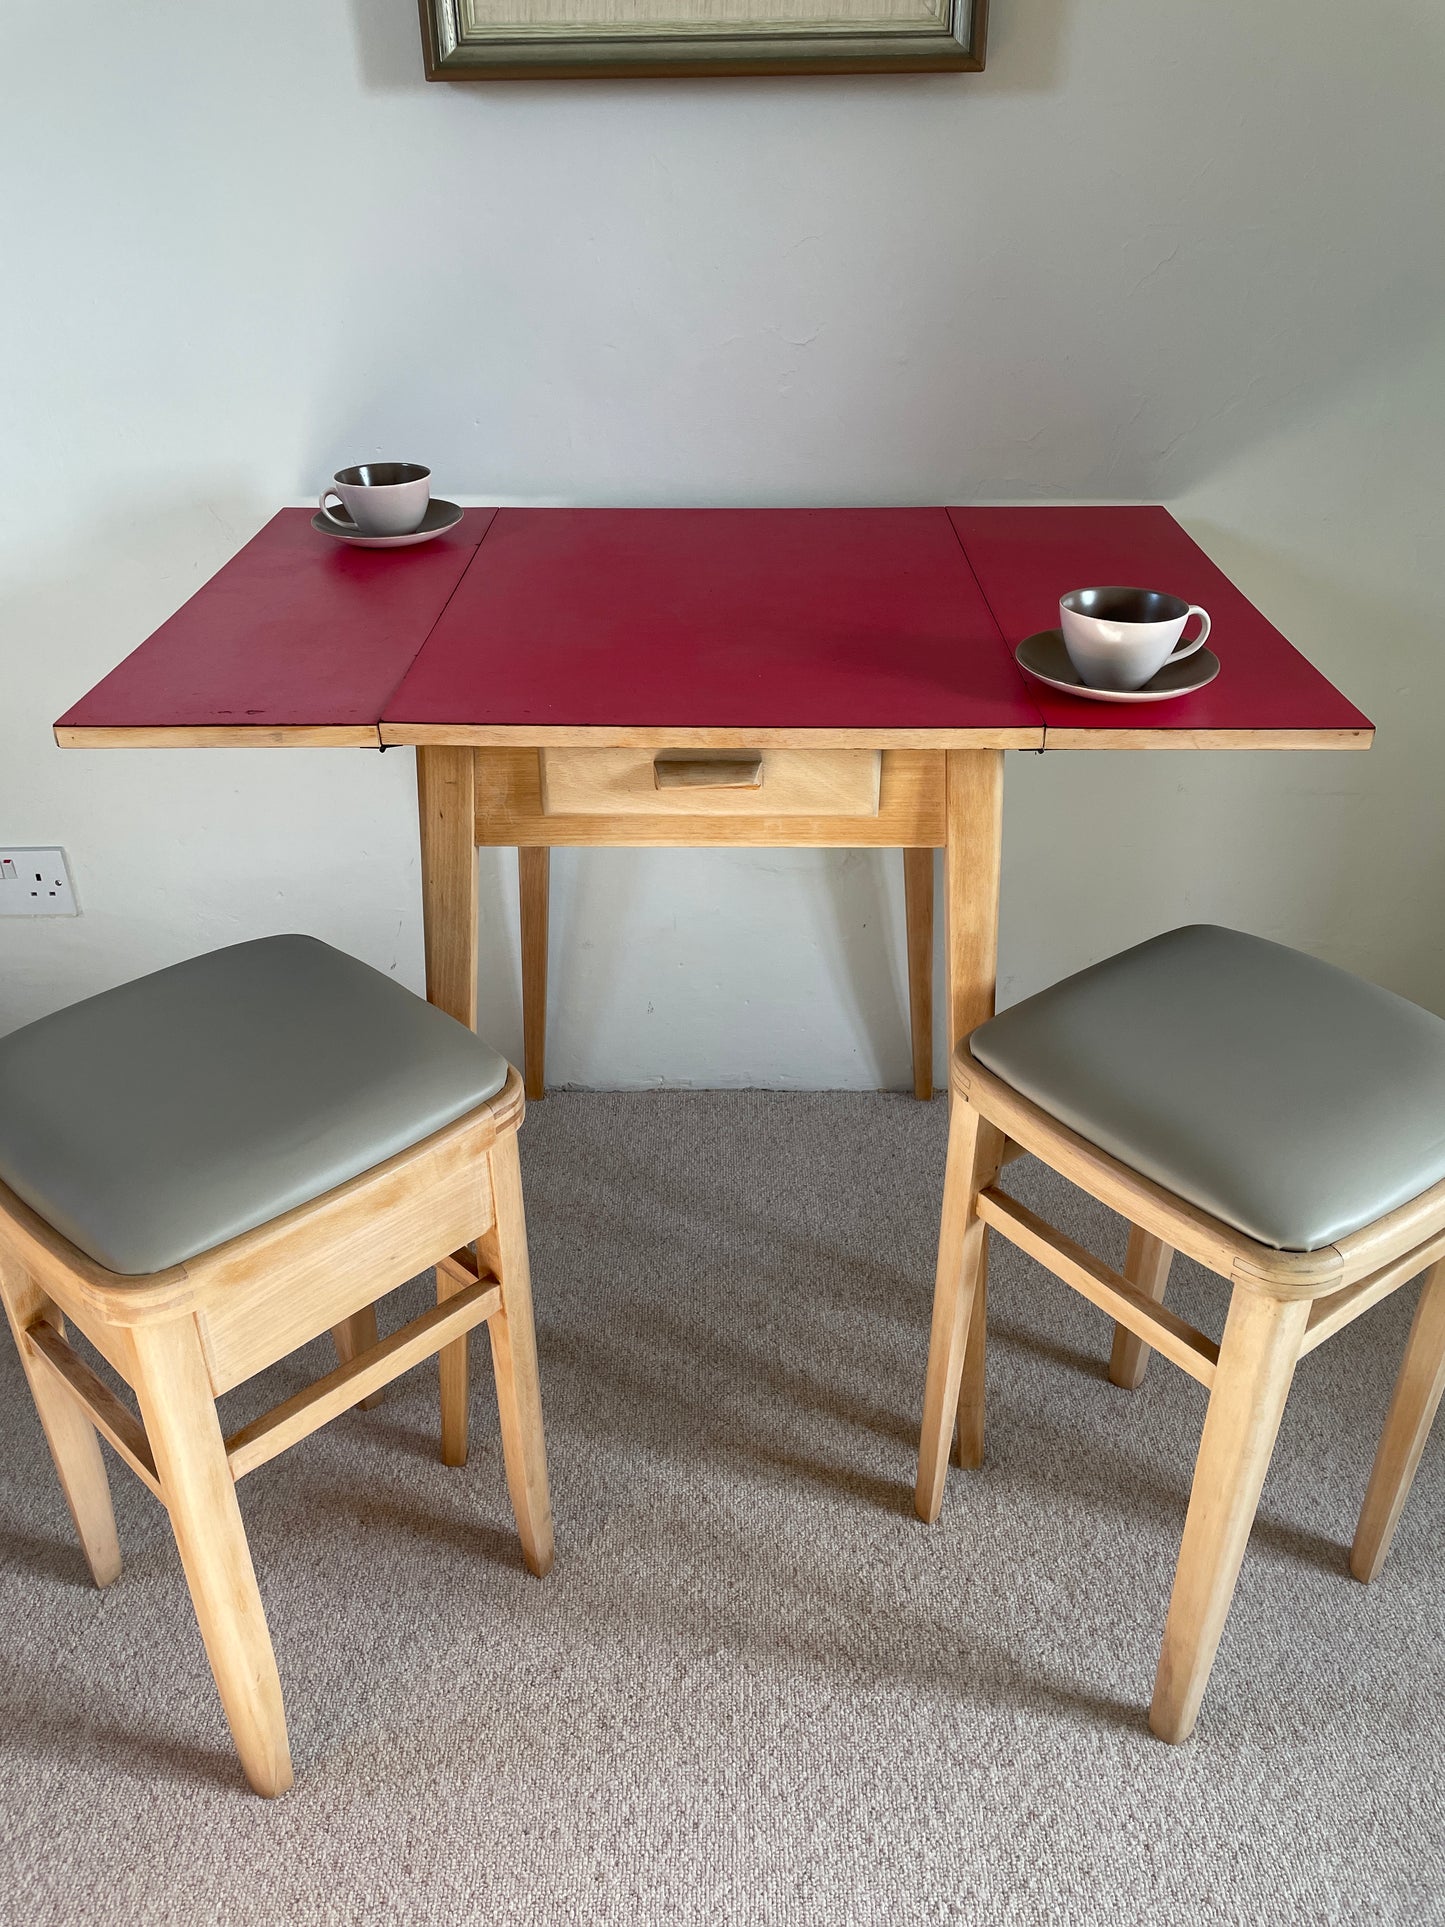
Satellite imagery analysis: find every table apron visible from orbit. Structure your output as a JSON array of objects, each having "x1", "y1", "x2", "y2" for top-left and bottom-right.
[{"x1": 473, "y1": 747, "x2": 948, "y2": 848}]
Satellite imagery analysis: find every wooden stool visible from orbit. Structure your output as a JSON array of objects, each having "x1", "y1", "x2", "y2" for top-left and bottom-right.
[
  {"x1": 915, "y1": 925, "x2": 1445, "y2": 1742},
  {"x1": 0, "y1": 936, "x2": 553, "y2": 1795}
]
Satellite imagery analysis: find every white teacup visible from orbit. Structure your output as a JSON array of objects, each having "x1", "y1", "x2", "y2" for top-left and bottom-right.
[
  {"x1": 1059, "y1": 587, "x2": 1211, "y2": 692},
  {"x1": 319, "y1": 462, "x2": 431, "y2": 538}
]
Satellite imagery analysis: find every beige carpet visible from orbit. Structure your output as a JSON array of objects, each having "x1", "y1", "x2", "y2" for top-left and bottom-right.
[{"x1": 1, "y1": 1092, "x2": 1442, "y2": 1924}]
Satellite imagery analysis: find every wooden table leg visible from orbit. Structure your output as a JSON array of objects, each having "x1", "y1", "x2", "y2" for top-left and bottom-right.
[
  {"x1": 943, "y1": 751, "x2": 1004, "y2": 1470},
  {"x1": 519, "y1": 848, "x2": 550, "y2": 1101},
  {"x1": 416, "y1": 746, "x2": 478, "y2": 1030},
  {"x1": 902, "y1": 849, "x2": 934, "y2": 1101}
]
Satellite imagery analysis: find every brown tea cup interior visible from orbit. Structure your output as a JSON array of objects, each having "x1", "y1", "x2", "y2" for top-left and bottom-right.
[
  {"x1": 1061, "y1": 586, "x2": 1188, "y2": 624},
  {"x1": 334, "y1": 462, "x2": 430, "y2": 488}
]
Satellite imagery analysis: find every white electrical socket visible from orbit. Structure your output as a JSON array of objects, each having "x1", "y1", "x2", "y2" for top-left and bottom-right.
[{"x1": 0, "y1": 848, "x2": 80, "y2": 917}]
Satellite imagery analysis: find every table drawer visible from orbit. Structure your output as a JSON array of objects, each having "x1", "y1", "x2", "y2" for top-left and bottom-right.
[{"x1": 539, "y1": 748, "x2": 882, "y2": 818}]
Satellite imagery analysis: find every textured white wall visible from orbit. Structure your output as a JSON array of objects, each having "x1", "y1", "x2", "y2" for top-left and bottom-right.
[{"x1": 2, "y1": 0, "x2": 1442, "y2": 1083}]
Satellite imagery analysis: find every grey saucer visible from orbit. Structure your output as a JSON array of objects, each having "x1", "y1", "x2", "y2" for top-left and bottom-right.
[
  {"x1": 311, "y1": 498, "x2": 465, "y2": 549},
  {"x1": 1016, "y1": 629, "x2": 1221, "y2": 704}
]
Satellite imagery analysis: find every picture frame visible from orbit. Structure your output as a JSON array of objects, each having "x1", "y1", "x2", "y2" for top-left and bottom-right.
[{"x1": 418, "y1": 0, "x2": 986, "y2": 78}]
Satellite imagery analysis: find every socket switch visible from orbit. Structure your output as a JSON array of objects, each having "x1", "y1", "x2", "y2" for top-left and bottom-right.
[{"x1": 0, "y1": 848, "x2": 80, "y2": 917}]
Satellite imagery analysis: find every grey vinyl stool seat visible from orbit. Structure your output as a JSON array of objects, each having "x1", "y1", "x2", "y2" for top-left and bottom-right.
[
  {"x1": 969, "y1": 925, "x2": 1445, "y2": 1252},
  {"x1": 0, "y1": 935, "x2": 510, "y2": 1275},
  {"x1": 917, "y1": 924, "x2": 1445, "y2": 1747}
]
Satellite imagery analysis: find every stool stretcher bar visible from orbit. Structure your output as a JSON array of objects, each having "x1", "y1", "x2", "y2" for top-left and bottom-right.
[
  {"x1": 224, "y1": 1277, "x2": 501, "y2": 1479},
  {"x1": 975, "y1": 1188, "x2": 1221, "y2": 1388},
  {"x1": 21, "y1": 1257, "x2": 504, "y2": 1494},
  {"x1": 24, "y1": 1318, "x2": 164, "y2": 1499}
]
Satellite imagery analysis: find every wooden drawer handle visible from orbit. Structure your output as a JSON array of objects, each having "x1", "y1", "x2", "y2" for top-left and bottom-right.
[{"x1": 653, "y1": 754, "x2": 764, "y2": 791}]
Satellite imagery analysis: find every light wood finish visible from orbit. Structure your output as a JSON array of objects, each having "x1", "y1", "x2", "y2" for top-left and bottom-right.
[
  {"x1": 976, "y1": 1190, "x2": 1219, "y2": 1388},
  {"x1": 0, "y1": 1260, "x2": 121, "y2": 1586},
  {"x1": 942, "y1": 750, "x2": 1004, "y2": 1467},
  {"x1": 417, "y1": 743, "x2": 479, "y2": 1030},
  {"x1": 653, "y1": 754, "x2": 764, "y2": 790},
  {"x1": 942, "y1": 751, "x2": 1003, "y2": 1057},
  {"x1": 475, "y1": 748, "x2": 949, "y2": 1102},
  {"x1": 541, "y1": 746, "x2": 881, "y2": 817},
  {"x1": 23, "y1": 1319, "x2": 163, "y2": 1501},
  {"x1": 1109, "y1": 1227, "x2": 1175, "y2": 1389},
  {"x1": 951, "y1": 1257, "x2": 990, "y2": 1471},
  {"x1": 129, "y1": 1313, "x2": 294, "y2": 1797},
  {"x1": 1351, "y1": 1259, "x2": 1445, "y2": 1583},
  {"x1": 436, "y1": 1245, "x2": 494, "y2": 1469},
  {"x1": 331, "y1": 1305, "x2": 384, "y2": 1411},
  {"x1": 55, "y1": 724, "x2": 385, "y2": 751},
  {"x1": 436, "y1": 1247, "x2": 478, "y2": 1468},
  {"x1": 484, "y1": 1129, "x2": 555, "y2": 1579},
  {"x1": 1150, "y1": 1289, "x2": 1309, "y2": 1744},
  {"x1": 191, "y1": 1101, "x2": 503, "y2": 1395},
  {"x1": 519, "y1": 846, "x2": 550, "y2": 1102},
  {"x1": 1041, "y1": 727, "x2": 1373, "y2": 754},
  {"x1": 1299, "y1": 1226, "x2": 1445, "y2": 1355},
  {"x1": 76, "y1": 720, "x2": 1363, "y2": 757},
  {"x1": 227, "y1": 1281, "x2": 501, "y2": 1480},
  {"x1": 902, "y1": 848, "x2": 934, "y2": 1101},
  {"x1": 915, "y1": 1095, "x2": 1004, "y2": 1523},
  {"x1": 437, "y1": 1245, "x2": 486, "y2": 1291},
  {"x1": 385, "y1": 721, "x2": 1044, "y2": 752},
  {"x1": 477, "y1": 747, "x2": 945, "y2": 848},
  {"x1": 0, "y1": 1068, "x2": 552, "y2": 1793},
  {"x1": 918, "y1": 1040, "x2": 1445, "y2": 1741},
  {"x1": 1324, "y1": 1179, "x2": 1445, "y2": 1296},
  {"x1": 0, "y1": 1088, "x2": 515, "y2": 1353}
]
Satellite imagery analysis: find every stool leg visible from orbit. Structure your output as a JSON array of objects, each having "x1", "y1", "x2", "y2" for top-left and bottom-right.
[
  {"x1": 1150, "y1": 1287, "x2": 1308, "y2": 1744},
  {"x1": 129, "y1": 1315, "x2": 292, "y2": 1796},
  {"x1": 1109, "y1": 1229, "x2": 1174, "y2": 1390},
  {"x1": 485, "y1": 1131, "x2": 554, "y2": 1577},
  {"x1": 916, "y1": 1095, "x2": 1004, "y2": 1521},
  {"x1": 1351, "y1": 1257, "x2": 1445, "y2": 1583},
  {"x1": 902, "y1": 849, "x2": 934, "y2": 1101},
  {"x1": 952, "y1": 1277, "x2": 989, "y2": 1470},
  {"x1": 0, "y1": 1261, "x2": 121, "y2": 1588},
  {"x1": 437, "y1": 1262, "x2": 471, "y2": 1469},
  {"x1": 331, "y1": 1306, "x2": 384, "y2": 1411}
]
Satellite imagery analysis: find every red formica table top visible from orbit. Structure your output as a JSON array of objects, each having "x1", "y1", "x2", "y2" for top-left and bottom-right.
[
  {"x1": 55, "y1": 505, "x2": 1372, "y2": 751},
  {"x1": 385, "y1": 507, "x2": 1037, "y2": 741},
  {"x1": 56, "y1": 509, "x2": 496, "y2": 747},
  {"x1": 947, "y1": 506, "x2": 1370, "y2": 744}
]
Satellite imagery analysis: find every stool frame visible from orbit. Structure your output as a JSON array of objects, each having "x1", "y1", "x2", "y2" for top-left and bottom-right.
[
  {"x1": 0, "y1": 1067, "x2": 551, "y2": 1796},
  {"x1": 917, "y1": 1043, "x2": 1445, "y2": 1744}
]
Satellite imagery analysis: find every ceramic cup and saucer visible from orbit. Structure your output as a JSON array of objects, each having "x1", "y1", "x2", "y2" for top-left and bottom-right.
[
  {"x1": 1016, "y1": 586, "x2": 1221, "y2": 703},
  {"x1": 312, "y1": 462, "x2": 464, "y2": 549}
]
